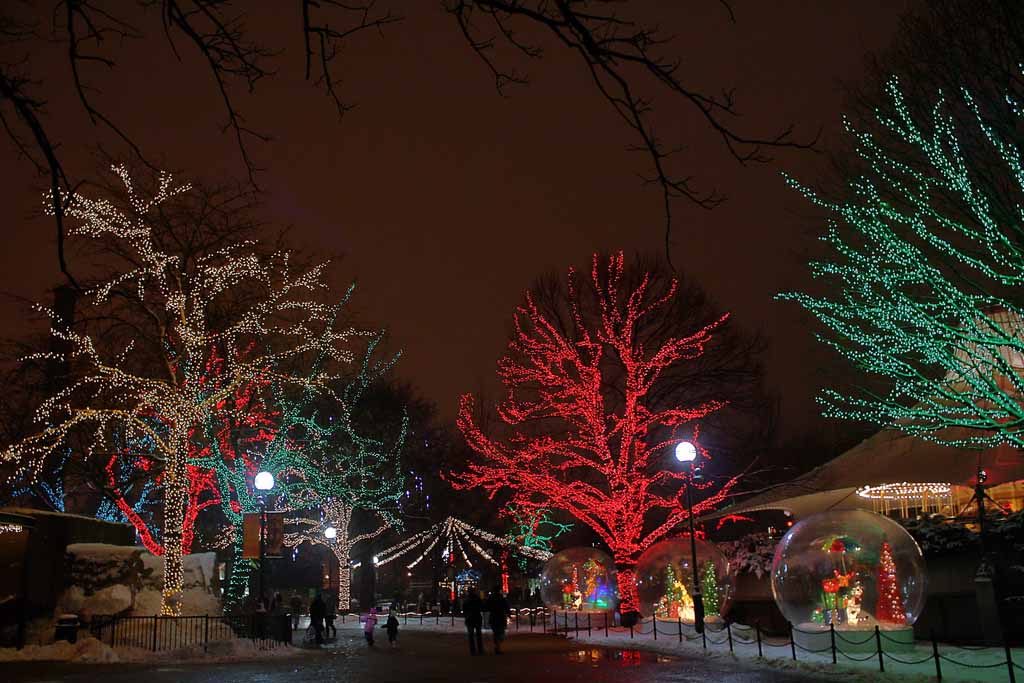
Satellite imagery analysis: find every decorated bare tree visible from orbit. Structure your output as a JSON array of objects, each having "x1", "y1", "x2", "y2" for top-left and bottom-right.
[
  {"x1": 781, "y1": 80, "x2": 1024, "y2": 448},
  {"x1": 450, "y1": 252, "x2": 744, "y2": 618},
  {"x1": 0, "y1": 166, "x2": 358, "y2": 614}
]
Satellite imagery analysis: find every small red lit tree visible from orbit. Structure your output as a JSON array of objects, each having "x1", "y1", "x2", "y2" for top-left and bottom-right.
[
  {"x1": 451, "y1": 252, "x2": 742, "y2": 618},
  {"x1": 875, "y1": 540, "x2": 906, "y2": 624}
]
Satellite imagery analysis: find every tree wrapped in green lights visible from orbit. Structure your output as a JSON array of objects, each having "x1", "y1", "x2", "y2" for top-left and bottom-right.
[
  {"x1": 503, "y1": 505, "x2": 572, "y2": 570},
  {"x1": 781, "y1": 79, "x2": 1024, "y2": 448},
  {"x1": 700, "y1": 560, "x2": 720, "y2": 617}
]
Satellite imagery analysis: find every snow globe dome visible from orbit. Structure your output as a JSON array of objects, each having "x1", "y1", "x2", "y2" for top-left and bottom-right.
[
  {"x1": 635, "y1": 536, "x2": 733, "y2": 623},
  {"x1": 540, "y1": 547, "x2": 617, "y2": 610},
  {"x1": 771, "y1": 510, "x2": 926, "y2": 650}
]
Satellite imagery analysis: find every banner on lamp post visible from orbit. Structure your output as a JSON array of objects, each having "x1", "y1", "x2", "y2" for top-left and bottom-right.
[
  {"x1": 264, "y1": 511, "x2": 285, "y2": 558},
  {"x1": 242, "y1": 513, "x2": 260, "y2": 559}
]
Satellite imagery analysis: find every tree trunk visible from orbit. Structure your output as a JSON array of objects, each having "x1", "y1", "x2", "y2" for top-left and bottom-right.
[
  {"x1": 160, "y1": 442, "x2": 189, "y2": 615},
  {"x1": 335, "y1": 545, "x2": 351, "y2": 613},
  {"x1": 615, "y1": 562, "x2": 641, "y2": 626}
]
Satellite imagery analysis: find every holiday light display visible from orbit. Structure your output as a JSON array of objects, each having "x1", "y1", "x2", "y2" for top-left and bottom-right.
[
  {"x1": 0, "y1": 167, "x2": 362, "y2": 614},
  {"x1": 700, "y1": 559, "x2": 720, "y2": 617},
  {"x1": 452, "y1": 252, "x2": 740, "y2": 616},
  {"x1": 635, "y1": 536, "x2": 732, "y2": 620},
  {"x1": 875, "y1": 540, "x2": 907, "y2": 624},
  {"x1": 653, "y1": 564, "x2": 694, "y2": 621},
  {"x1": 771, "y1": 510, "x2": 925, "y2": 632},
  {"x1": 375, "y1": 516, "x2": 552, "y2": 572},
  {"x1": 540, "y1": 547, "x2": 616, "y2": 610},
  {"x1": 503, "y1": 505, "x2": 572, "y2": 570},
  {"x1": 780, "y1": 79, "x2": 1024, "y2": 448}
]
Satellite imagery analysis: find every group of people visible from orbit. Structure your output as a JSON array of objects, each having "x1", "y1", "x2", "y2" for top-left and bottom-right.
[
  {"x1": 463, "y1": 588, "x2": 511, "y2": 655},
  {"x1": 305, "y1": 592, "x2": 338, "y2": 645}
]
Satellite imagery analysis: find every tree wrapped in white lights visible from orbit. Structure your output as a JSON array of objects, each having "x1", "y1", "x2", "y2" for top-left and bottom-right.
[{"x1": 0, "y1": 166, "x2": 360, "y2": 614}]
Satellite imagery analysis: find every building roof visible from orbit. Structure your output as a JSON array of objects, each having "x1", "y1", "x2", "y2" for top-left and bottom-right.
[{"x1": 704, "y1": 427, "x2": 1024, "y2": 520}]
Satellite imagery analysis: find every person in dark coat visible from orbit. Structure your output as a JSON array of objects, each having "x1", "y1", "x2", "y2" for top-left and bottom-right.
[
  {"x1": 324, "y1": 594, "x2": 337, "y2": 640},
  {"x1": 463, "y1": 590, "x2": 484, "y2": 655},
  {"x1": 309, "y1": 593, "x2": 327, "y2": 646},
  {"x1": 485, "y1": 588, "x2": 511, "y2": 654},
  {"x1": 384, "y1": 611, "x2": 400, "y2": 647}
]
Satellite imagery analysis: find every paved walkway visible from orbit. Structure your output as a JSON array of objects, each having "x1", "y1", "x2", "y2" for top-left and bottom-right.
[{"x1": 5, "y1": 630, "x2": 834, "y2": 683}]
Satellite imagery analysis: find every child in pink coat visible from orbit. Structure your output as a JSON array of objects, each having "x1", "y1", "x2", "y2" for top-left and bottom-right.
[{"x1": 360, "y1": 607, "x2": 378, "y2": 647}]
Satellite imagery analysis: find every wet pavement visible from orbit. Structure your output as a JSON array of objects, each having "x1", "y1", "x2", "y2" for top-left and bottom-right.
[{"x1": 5, "y1": 630, "x2": 833, "y2": 682}]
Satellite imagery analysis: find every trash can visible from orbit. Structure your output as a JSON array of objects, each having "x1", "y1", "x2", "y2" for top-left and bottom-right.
[{"x1": 55, "y1": 614, "x2": 79, "y2": 644}]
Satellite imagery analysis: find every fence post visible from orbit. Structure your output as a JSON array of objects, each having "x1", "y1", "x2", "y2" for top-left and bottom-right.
[
  {"x1": 788, "y1": 622, "x2": 796, "y2": 661},
  {"x1": 587, "y1": 612, "x2": 591, "y2": 637},
  {"x1": 678, "y1": 616, "x2": 682, "y2": 643},
  {"x1": 436, "y1": 611, "x2": 439, "y2": 625},
  {"x1": 829, "y1": 623, "x2": 836, "y2": 664},
  {"x1": 931, "y1": 630, "x2": 941, "y2": 682},
  {"x1": 152, "y1": 616, "x2": 158, "y2": 652},
  {"x1": 727, "y1": 622, "x2": 733, "y2": 652},
  {"x1": 605, "y1": 611, "x2": 609, "y2": 638},
  {"x1": 574, "y1": 612, "x2": 579, "y2": 637},
  {"x1": 420, "y1": 612, "x2": 423, "y2": 626},
  {"x1": 630, "y1": 621, "x2": 634, "y2": 639},
  {"x1": 451, "y1": 611, "x2": 455, "y2": 627},
  {"x1": 1005, "y1": 640, "x2": 1017, "y2": 683},
  {"x1": 756, "y1": 622, "x2": 762, "y2": 658},
  {"x1": 874, "y1": 625, "x2": 884, "y2": 673},
  {"x1": 653, "y1": 616, "x2": 657, "y2": 640},
  {"x1": 702, "y1": 621, "x2": 707, "y2": 650},
  {"x1": 204, "y1": 614, "x2": 210, "y2": 653},
  {"x1": 516, "y1": 610, "x2": 520, "y2": 631},
  {"x1": 404, "y1": 612, "x2": 408, "y2": 625}
]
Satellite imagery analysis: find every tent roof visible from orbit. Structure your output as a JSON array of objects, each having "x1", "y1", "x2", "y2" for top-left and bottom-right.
[{"x1": 705, "y1": 427, "x2": 1024, "y2": 519}]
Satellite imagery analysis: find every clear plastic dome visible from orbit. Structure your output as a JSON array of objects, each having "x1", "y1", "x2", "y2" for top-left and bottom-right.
[
  {"x1": 635, "y1": 537, "x2": 733, "y2": 621},
  {"x1": 771, "y1": 510, "x2": 926, "y2": 631},
  {"x1": 540, "y1": 547, "x2": 617, "y2": 610}
]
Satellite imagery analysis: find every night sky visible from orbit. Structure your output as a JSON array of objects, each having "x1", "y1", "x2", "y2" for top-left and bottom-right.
[{"x1": 0, "y1": 2, "x2": 910, "y2": 447}]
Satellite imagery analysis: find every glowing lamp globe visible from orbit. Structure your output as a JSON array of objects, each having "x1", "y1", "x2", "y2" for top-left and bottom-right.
[
  {"x1": 635, "y1": 537, "x2": 733, "y2": 623},
  {"x1": 674, "y1": 441, "x2": 697, "y2": 463},
  {"x1": 254, "y1": 471, "x2": 275, "y2": 491},
  {"x1": 771, "y1": 510, "x2": 925, "y2": 650},
  {"x1": 540, "y1": 547, "x2": 617, "y2": 610},
  {"x1": 324, "y1": 526, "x2": 337, "y2": 539}
]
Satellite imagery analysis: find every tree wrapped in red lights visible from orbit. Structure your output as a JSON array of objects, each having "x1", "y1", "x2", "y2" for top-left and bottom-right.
[
  {"x1": 875, "y1": 540, "x2": 906, "y2": 625},
  {"x1": 451, "y1": 252, "x2": 743, "y2": 619}
]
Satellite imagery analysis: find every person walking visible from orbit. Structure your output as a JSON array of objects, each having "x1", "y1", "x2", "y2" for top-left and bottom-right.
[
  {"x1": 384, "y1": 611, "x2": 400, "y2": 648},
  {"x1": 289, "y1": 593, "x2": 303, "y2": 631},
  {"x1": 485, "y1": 588, "x2": 511, "y2": 654},
  {"x1": 463, "y1": 589, "x2": 484, "y2": 656},
  {"x1": 360, "y1": 607, "x2": 379, "y2": 647},
  {"x1": 310, "y1": 592, "x2": 327, "y2": 646},
  {"x1": 324, "y1": 595, "x2": 337, "y2": 640}
]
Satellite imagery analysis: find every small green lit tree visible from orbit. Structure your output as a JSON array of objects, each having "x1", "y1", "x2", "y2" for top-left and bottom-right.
[
  {"x1": 781, "y1": 79, "x2": 1024, "y2": 448},
  {"x1": 700, "y1": 560, "x2": 720, "y2": 616}
]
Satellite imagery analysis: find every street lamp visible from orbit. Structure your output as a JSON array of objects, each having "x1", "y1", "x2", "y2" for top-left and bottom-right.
[
  {"x1": 675, "y1": 441, "x2": 705, "y2": 634},
  {"x1": 324, "y1": 526, "x2": 337, "y2": 540},
  {"x1": 255, "y1": 471, "x2": 275, "y2": 608}
]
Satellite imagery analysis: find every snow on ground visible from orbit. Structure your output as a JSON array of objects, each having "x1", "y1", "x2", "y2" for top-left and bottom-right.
[
  {"x1": 0, "y1": 635, "x2": 300, "y2": 664},
  {"x1": 333, "y1": 614, "x2": 1023, "y2": 683}
]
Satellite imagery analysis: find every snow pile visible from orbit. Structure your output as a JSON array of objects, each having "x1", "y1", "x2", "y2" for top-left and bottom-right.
[
  {"x1": 0, "y1": 637, "x2": 120, "y2": 663},
  {"x1": 58, "y1": 544, "x2": 220, "y2": 617}
]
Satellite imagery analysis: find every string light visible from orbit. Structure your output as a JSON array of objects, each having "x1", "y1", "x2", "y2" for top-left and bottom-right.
[
  {"x1": 856, "y1": 483, "x2": 952, "y2": 500},
  {"x1": 450, "y1": 252, "x2": 741, "y2": 615},
  {"x1": 779, "y1": 78, "x2": 1024, "y2": 448},
  {"x1": 1, "y1": 166, "x2": 364, "y2": 615},
  {"x1": 875, "y1": 540, "x2": 907, "y2": 625},
  {"x1": 373, "y1": 516, "x2": 553, "y2": 570}
]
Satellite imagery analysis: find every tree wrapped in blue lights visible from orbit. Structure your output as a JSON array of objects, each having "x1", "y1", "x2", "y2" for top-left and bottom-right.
[{"x1": 781, "y1": 79, "x2": 1024, "y2": 448}]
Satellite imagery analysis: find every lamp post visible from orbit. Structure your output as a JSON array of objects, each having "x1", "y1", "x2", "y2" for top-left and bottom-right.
[
  {"x1": 675, "y1": 441, "x2": 705, "y2": 634},
  {"x1": 254, "y1": 470, "x2": 275, "y2": 607}
]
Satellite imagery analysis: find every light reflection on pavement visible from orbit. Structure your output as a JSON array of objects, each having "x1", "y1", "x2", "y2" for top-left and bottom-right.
[{"x1": 5, "y1": 631, "x2": 834, "y2": 683}]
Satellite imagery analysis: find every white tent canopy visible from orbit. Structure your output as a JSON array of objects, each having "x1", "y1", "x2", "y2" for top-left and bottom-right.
[{"x1": 705, "y1": 427, "x2": 1024, "y2": 520}]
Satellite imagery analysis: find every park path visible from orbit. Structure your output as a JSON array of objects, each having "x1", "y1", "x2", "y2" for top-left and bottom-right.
[{"x1": 4, "y1": 629, "x2": 833, "y2": 683}]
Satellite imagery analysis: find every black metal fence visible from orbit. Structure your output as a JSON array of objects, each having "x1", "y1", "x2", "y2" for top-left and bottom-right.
[
  {"x1": 346, "y1": 608, "x2": 1022, "y2": 682},
  {"x1": 89, "y1": 614, "x2": 292, "y2": 652}
]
